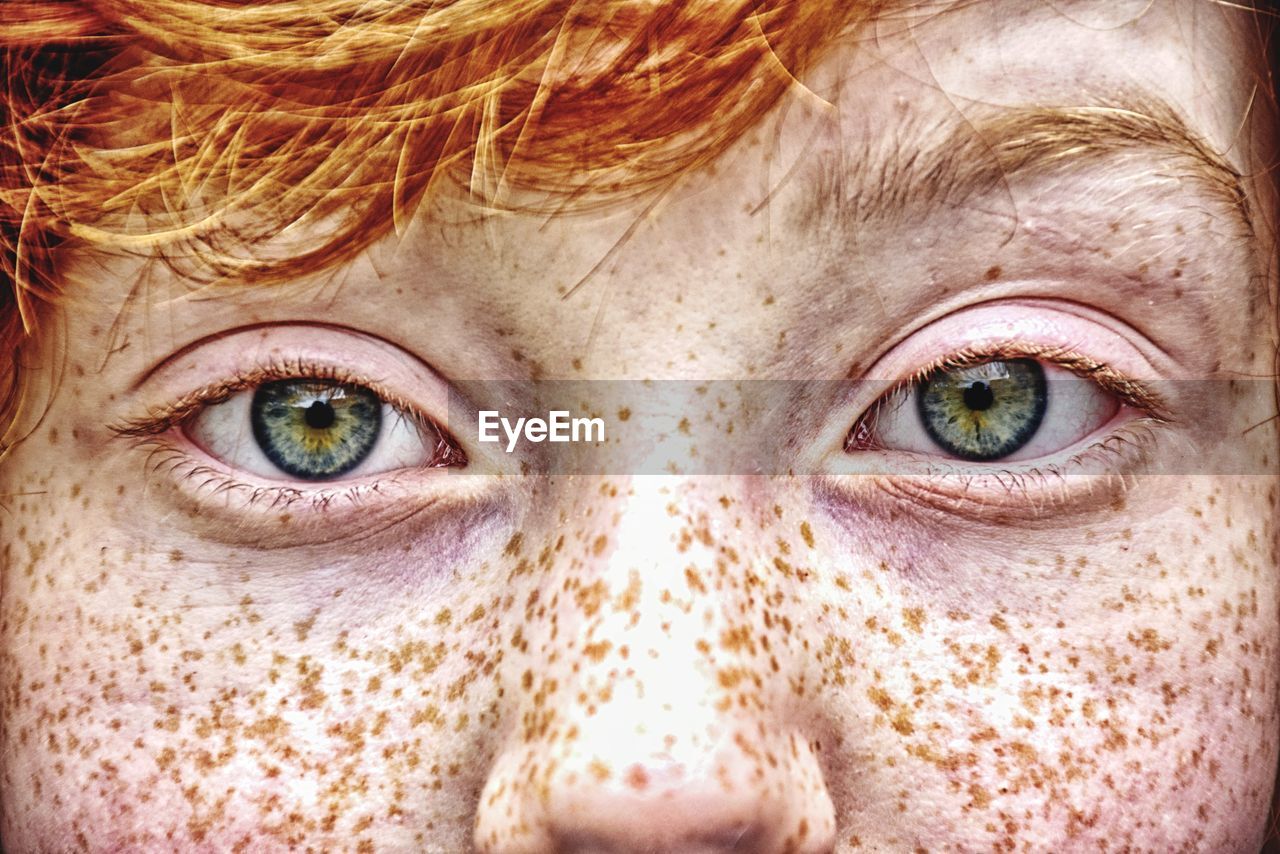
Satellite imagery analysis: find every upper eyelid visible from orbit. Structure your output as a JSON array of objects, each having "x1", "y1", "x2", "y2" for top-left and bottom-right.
[
  {"x1": 118, "y1": 322, "x2": 461, "y2": 421},
  {"x1": 110, "y1": 358, "x2": 431, "y2": 440},
  {"x1": 844, "y1": 295, "x2": 1182, "y2": 388},
  {"x1": 126, "y1": 322, "x2": 433, "y2": 392},
  {"x1": 884, "y1": 342, "x2": 1170, "y2": 420},
  {"x1": 111, "y1": 363, "x2": 384, "y2": 437}
]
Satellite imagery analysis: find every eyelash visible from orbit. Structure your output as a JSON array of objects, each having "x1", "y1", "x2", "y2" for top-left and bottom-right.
[
  {"x1": 113, "y1": 344, "x2": 1167, "y2": 511},
  {"x1": 844, "y1": 340, "x2": 1170, "y2": 490},
  {"x1": 111, "y1": 358, "x2": 465, "y2": 512}
]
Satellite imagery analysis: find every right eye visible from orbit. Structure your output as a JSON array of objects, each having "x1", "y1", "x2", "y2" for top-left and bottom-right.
[{"x1": 187, "y1": 377, "x2": 464, "y2": 481}]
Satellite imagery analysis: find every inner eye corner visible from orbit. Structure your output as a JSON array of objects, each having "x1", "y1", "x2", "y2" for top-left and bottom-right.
[{"x1": 844, "y1": 400, "x2": 884, "y2": 453}]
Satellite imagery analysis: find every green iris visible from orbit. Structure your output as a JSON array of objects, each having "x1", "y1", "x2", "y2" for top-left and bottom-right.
[
  {"x1": 917, "y1": 359, "x2": 1046, "y2": 461},
  {"x1": 251, "y1": 379, "x2": 382, "y2": 479}
]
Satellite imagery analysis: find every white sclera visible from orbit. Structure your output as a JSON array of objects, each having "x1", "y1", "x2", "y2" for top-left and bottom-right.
[
  {"x1": 187, "y1": 389, "x2": 437, "y2": 482},
  {"x1": 874, "y1": 362, "x2": 1119, "y2": 463}
]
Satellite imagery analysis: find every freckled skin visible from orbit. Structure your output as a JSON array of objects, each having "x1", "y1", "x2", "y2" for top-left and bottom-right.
[{"x1": 2, "y1": 2, "x2": 1278, "y2": 852}]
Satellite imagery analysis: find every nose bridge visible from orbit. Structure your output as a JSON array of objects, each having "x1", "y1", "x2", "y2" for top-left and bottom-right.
[
  {"x1": 563, "y1": 476, "x2": 769, "y2": 710},
  {"x1": 474, "y1": 476, "x2": 836, "y2": 854}
]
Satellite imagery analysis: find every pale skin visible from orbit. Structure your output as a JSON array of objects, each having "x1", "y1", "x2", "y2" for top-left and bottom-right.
[{"x1": 2, "y1": 0, "x2": 1278, "y2": 851}]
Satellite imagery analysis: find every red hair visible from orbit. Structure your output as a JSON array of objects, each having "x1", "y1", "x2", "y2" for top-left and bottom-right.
[{"x1": 0, "y1": 0, "x2": 874, "y2": 447}]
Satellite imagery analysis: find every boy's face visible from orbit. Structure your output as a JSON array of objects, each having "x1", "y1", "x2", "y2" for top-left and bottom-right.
[{"x1": 2, "y1": 1, "x2": 1277, "y2": 851}]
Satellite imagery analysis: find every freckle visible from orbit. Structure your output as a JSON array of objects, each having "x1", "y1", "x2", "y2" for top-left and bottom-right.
[
  {"x1": 624, "y1": 764, "x2": 649, "y2": 790},
  {"x1": 799, "y1": 521, "x2": 815, "y2": 548},
  {"x1": 583, "y1": 640, "x2": 612, "y2": 662},
  {"x1": 293, "y1": 610, "x2": 318, "y2": 643},
  {"x1": 903, "y1": 608, "x2": 925, "y2": 634},
  {"x1": 984, "y1": 265, "x2": 1001, "y2": 281}
]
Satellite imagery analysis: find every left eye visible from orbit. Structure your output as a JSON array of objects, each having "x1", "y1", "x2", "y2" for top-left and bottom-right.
[
  {"x1": 850, "y1": 358, "x2": 1120, "y2": 463},
  {"x1": 187, "y1": 378, "x2": 462, "y2": 481}
]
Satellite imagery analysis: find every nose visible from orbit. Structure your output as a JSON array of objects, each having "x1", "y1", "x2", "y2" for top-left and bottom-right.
[
  {"x1": 479, "y1": 723, "x2": 834, "y2": 854},
  {"x1": 473, "y1": 479, "x2": 836, "y2": 854}
]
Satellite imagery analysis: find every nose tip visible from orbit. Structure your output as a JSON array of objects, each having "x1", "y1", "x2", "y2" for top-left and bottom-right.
[
  {"x1": 475, "y1": 730, "x2": 836, "y2": 854},
  {"x1": 558, "y1": 816, "x2": 770, "y2": 854},
  {"x1": 548, "y1": 763, "x2": 818, "y2": 854}
]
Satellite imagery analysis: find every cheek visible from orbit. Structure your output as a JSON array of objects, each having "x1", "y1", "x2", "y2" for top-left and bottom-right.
[
  {"x1": 2, "y1": 472, "x2": 1278, "y2": 851},
  {"x1": 0, "y1": 514, "x2": 506, "y2": 850},
  {"x1": 805, "y1": 477, "x2": 1279, "y2": 849}
]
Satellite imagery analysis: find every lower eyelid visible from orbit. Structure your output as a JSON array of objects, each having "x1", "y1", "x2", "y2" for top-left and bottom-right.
[
  {"x1": 826, "y1": 416, "x2": 1169, "y2": 516},
  {"x1": 829, "y1": 414, "x2": 1172, "y2": 481},
  {"x1": 127, "y1": 437, "x2": 483, "y2": 548}
]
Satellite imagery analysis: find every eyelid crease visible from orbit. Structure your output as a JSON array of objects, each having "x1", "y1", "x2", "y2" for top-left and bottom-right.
[
  {"x1": 109, "y1": 355, "x2": 467, "y2": 468},
  {"x1": 847, "y1": 341, "x2": 1169, "y2": 453},
  {"x1": 124, "y1": 322, "x2": 439, "y2": 393}
]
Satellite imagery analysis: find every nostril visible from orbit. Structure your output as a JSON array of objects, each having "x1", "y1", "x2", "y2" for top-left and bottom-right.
[
  {"x1": 475, "y1": 708, "x2": 836, "y2": 854},
  {"x1": 475, "y1": 735, "x2": 838, "y2": 854},
  {"x1": 555, "y1": 822, "x2": 768, "y2": 854}
]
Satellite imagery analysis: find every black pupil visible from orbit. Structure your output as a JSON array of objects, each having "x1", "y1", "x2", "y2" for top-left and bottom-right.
[
  {"x1": 305, "y1": 400, "x2": 336, "y2": 430},
  {"x1": 962, "y1": 381, "x2": 995, "y2": 411}
]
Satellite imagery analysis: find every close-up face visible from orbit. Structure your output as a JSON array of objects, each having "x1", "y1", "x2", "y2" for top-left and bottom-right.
[{"x1": 2, "y1": 0, "x2": 1278, "y2": 851}]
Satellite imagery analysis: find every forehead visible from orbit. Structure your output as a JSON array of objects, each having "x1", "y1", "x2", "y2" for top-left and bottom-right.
[
  {"x1": 345, "y1": 1, "x2": 1266, "y2": 365},
  {"x1": 57, "y1": 0, "x2": 1273, "y2": 394}
]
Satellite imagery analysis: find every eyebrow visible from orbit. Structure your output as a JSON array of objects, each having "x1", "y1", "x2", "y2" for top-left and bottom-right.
[{"x1": 798, "y1": 94, "x2": 1254, "y2": 239}]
